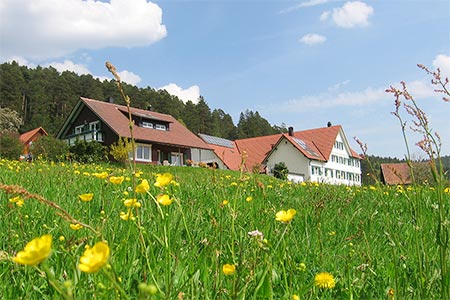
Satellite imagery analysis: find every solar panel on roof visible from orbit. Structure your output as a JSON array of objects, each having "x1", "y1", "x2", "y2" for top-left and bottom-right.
[
  {"x1": 199, "y1": 134, "x2": 234, "y2": 148},
  {"x1": 292, "y1": 137, "x2": 319, "y2": 157}
]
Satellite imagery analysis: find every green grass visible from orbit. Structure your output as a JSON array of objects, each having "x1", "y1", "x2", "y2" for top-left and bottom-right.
[{"x1": 0, "y1": 158, "x2": 448, "y2": 299}]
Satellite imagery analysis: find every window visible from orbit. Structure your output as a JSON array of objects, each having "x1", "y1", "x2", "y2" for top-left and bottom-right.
[
  {"x1": 75, "y1": 125, "x2": 84, "y2": 134},
  {"x1": 311, "y1": 166, "x2": 322, "y2": 176},
  {"x1": 155, "y1": 124, "x2": 167, "y2": 131},
  {"x1": 89, "y1": 121, "x2": 100, "y2": 131},
  {"x1": 130, "y1": 144, "x2": 152, "y2": 162},
  {"x1": 142, "y1": 121, "x2": 153, "y2": 128}
]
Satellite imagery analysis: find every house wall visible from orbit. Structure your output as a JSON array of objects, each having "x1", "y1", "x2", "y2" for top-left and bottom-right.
[
  {"x1": 265, "y1": 138, "x2": 310, "y2": 182},
  {"x1": 191, "y1": 148, "x2": 227, "y2": 169}
]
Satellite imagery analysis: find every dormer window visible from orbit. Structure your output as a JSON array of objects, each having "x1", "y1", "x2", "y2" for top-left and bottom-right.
[
  {"x1": 155, "y1": 124, "x2": 167, "y2": 131},
  {"x1": 142, "y1": 121, "x2": 153, "y2": 129}
]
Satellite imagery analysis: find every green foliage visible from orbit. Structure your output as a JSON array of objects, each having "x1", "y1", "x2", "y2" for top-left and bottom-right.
[
  {"x1": 0, "y1": 107, "x2": 23, "y2": 132},
  {"x1": 69, "y1": 140, "x2": 108, "y2": 163},
  {"x1": 1, "y1": 160, "x2": 449, "y2": 299},
  {"x1": 30, "y1": 136, "x2": 69, "y2": 161},
  {"x1": 109, "y1": 137, "x2": 132, "y2": 165},
  {"x1": 273, "y1": 161, "x2": 289, "y2": 180},
  {"x1": 237, "y1": 109, "x2": 277, "y2": 138},
  {"x1": 0, "y1": 132, "x2": 23, "y2": 159}
]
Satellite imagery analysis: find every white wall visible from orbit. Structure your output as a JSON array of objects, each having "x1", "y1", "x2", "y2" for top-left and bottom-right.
[{"x1": 190, "y1": 148, "x2": 228, "y2": 169}]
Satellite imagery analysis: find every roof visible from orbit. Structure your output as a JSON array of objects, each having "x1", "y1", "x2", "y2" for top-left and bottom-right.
[
  {"x1": 201, "y1": 125, "x2": 360, "y2": 171},
  {"x1": 19, "y1": 127, "x2": 48, "y2": 144},
  {"x1": 60, "y1": 97, "x2": 211, "y2": 150},
  {"x1": 198, "y1": 134, "x2": 242, "y2": 169},
  {"x1": 380, "y1": 163, "x2": 412, "y2": 185}
]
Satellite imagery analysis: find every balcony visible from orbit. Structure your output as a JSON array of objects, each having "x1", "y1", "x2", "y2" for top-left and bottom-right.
[{"x1": 64, "y1": 130, "x2": 104, "y2": 146}]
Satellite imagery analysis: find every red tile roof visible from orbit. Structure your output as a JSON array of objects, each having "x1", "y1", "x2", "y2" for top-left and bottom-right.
[
  {"x1": 81, "y1": 97, "x2": 211, "y2": 149},
  {"x1": 19, "y1": 127, "x2": 48, "y2": 144},
  {"x1": 380, "y1": 163, "x2": 412, "y2": 185}
]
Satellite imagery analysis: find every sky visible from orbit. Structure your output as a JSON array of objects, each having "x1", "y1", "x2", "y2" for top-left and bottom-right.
[{"x1": 1, "y1": 0, "x2": 449, "y2": 158}]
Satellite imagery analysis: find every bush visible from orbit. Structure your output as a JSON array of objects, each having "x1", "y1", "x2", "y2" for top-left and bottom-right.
[
  {"x1": 273, "y1": 161, "x2": 289, "y2": 180},
  {"x1": 109, "y1": 137, "x2": 132, "y2": 165},
  {"x1": 70, "y1": 140, "x2": 108, "y2": 163},
  {"x1": 31, "y1": 136, "x2": 69, "y2": 161},
  {"x1": 0, "y1": 131, "x2": 23, "y2": 159}
]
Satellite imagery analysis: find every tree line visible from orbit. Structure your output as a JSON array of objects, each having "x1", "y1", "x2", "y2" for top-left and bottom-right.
[{"x1": 0, "y1": 61, "x2": 286, "y2": 139}]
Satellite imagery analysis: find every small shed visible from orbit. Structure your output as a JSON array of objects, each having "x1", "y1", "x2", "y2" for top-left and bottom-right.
[{"x1": 19, "y1": 127, "x2": 48, "y2": 155}]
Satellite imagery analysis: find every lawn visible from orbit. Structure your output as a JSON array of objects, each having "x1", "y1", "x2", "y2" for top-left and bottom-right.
[{"x1": 0, "y1": 158, "x2": 448, "y2": 299}]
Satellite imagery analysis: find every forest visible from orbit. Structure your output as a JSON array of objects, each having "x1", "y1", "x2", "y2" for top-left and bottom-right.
[{"x1": 0, "y1": 61, "x2": 286, "y2": 139}]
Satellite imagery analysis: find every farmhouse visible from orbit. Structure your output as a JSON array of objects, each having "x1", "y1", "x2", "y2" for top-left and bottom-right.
[
  {"x1": 56, "y1": 97, "x2": 212, "y2": 165},
  {"x1": 199, "y1": 125, "x2": 362, "y2": 186}
]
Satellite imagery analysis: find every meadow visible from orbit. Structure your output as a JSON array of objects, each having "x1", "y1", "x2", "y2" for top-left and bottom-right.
[{"x1": 0, "y1": 158, "x2": 448, "y2": 299}]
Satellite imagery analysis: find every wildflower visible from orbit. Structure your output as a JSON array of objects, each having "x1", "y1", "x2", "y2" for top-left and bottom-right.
[
  {"x1": 120, "y1": 211, "x2": 135, "y2": 221},
  {"x1": 444, "y1": 187, "x2": 450, "y2": 194},
  {"x1": 222, "y1": 264, "x2": 236, "y2": 275},
  {"x1": 154, "y1": 173, "x2": 174, "y2": 188},
  {"x1": 369, "y1": 185, "x2": 376, "y2": 191},
  {"x1": 92, "y1": 172, "x2": 108, "y2": 179},
  {"x1": 135, "y1": 171, "x2": 143, "y2": 178},
  {"x1": 275, "y1": 209, "x2": 297, "y2": 223},
  {"x1": 387, "y1": 288, "x2": 395, "y2": 299},
  {"x1": 292, "y1": 295, "x2": 300, "y2": 300},
  {"x1": 83, "y1": 172, "x2": 90, "y2": 176},
  {"x1": 74, "y1": 170, "x2": 80, "y2": 175},
  {"x1": 78, "y1": 241, "x2": 110, "y2": 273},
  {"x1": 298, "y1": 262, "x2": 306, "y2": 272},
  {"x1": 248, "y1": 230, "x2": 264, "y2": 240},
  {"x1": 79, "y1": 193, "x2": 94, "y2": 202},
  {"x1": 59, "y1": 236, "x2": 65, "y2": 241},
  {"x1": 124, "y1": 198, "x2": 141, "y2": 208},
  {"x1": 314, "y1": 272, "x2": 336, "y2": 289},
  {"x1": 135, "y1": 179, "x2": 150, "y2": 193},
  {"x1": 157, "y1": 194, "x2": 173, "y2": 206},
  {"x1": 70, "y1": 223, "x2": 83, "y2": 230},
  {"x1": 246, "y1": 196, "x2": 253, "y2": 202},
  {"x1": 9, "y1": 196, "x2": 24, "y2": 207},
  {"x1": 222, "y1": 200, "x2": 229, "y2": 205},
  {"x1": 13, "y1": 235, "x2": 52, "y2": 266},
  {"x1": 109, "y1": 176, "x2": 124, "y2": 185},
  {"x1": 328, "y1": 231, "x2": 336, "y2": 236}
]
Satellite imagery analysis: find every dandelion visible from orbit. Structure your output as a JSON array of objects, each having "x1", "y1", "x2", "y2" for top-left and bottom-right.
[
  {"x1": 275, "y1": 209, "x2": 297, "y2": 223},
  {"x1": 9, "y1": 196, "x2": 24, "y2": 207},
  {"x1": 109, "y1": 176, "x2": 124, "y2": 185},
  {"x1": 124, "y1": 198, "x2": 141, "y2": 208},
  {"x1": 222, "y1": 264, "x2": 236, "y2": 275},
  {"x1": 120, "y1": 211, "x2": 135, "y2": 221},
  {"x1": 79, "y1": 193, "x2": 94, "y2": 202},
  {"x1": 135, "y1": 179, "x2": 150, "y2": 193},
  {"x1": 154, "y1": 173, "x2": 174, "y2": 188},
  {"x1": 157, "y1": 194, "x2": 173, "y2": 206},
  {"x1": 314, "y1": 272, "x2": 336, "y2": 289},
  {"x1": 13, "y1": 235, "x2": 52, "y2": 266},
  {"x1": 70, "y1": 223, "x2": 83, "y2": 230},
  {"x1": 78, "y1": 241, "x2": 110, "y2": 273}
]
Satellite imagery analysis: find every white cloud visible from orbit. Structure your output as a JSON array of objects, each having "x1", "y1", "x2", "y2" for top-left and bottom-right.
[
  {"x1": 279, "y1": 0, "x2": 333, "y2": 14},
  {"x1": 117, "y1": 70, "x2": 142, "y2": 85},
  {"x1": 158, "y1": 83, "x2": 201, "y2": 103},
  {"x1": 300, "y1": 33, "x2": 327, "y2": 45},
  {"x1": 46, "y1": 60, "x2": 90, "y2": 75},
  {"x1": 0, "y1": 0, "x2": 167, "y2": 61},
  {"x1": 321, "y1": 1, "x2": 374, "y2": 28},
  {"x1": 432, "y1": 54, "x2": 450, "y2": 79}
]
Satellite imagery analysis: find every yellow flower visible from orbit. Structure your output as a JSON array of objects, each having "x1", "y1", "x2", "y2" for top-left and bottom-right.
[
  {"x1": 78, "y1": 241, "x2": 110, "y2": 273},
  {"x1": 222, "y1": 200, "x2": 229, "y2": 205},
  {"x1": 275, "y1": 209, "x2": 297, "y2": 223},
  {"x1": 314, "y1": 272, "x2": 336, "y2": 289},
  {"x1": 13, "y1": 235, "x2": 52, "y2": 266},
  {"x1": 92, "y1": 172, "x2": 108, "y2": 179},
  {"x1": 246, "y1": 196, "x2": 253, "y2": 202},
  {"x1": 157, "y1": 194, "x2": 173, "y2": 206},
  {"x1": 9, "y1": 196, "x2": 24, "y2": 207},
  {"x1": 292, "y1": 295, "x2": 300, "y2": 300},
  {"x1": 135, "y1": 179, "x2": 150, "y2": 193},
  {"x1": 298, "y1": 262, "x2": 306, "y2": 272},
  {"x1": 59, "y1": 236, "x2": 65, "y2": 241},
  {"x1": 154, "y1": 173, "x2": 174, "y2": 188},
  {"x1": 222, "y1": 264, "x2": 236, "y2": 275},
  {"x1": 109, "y1": 176, "x2": 124, "y2": 185},
  {"x1": 74, "y1": 170, "x2": 80, "y2": 175},
  {"x1": 120, "y1": 210, "x2": 135, "y2": 221},
  {"x1": 70, "y1": 223, "x2": 83, "y2": 230},
  {"x1": 123, "y1": 198, "x2": 141, "y2": 208},
  {"x1": 79, "y1": 193, "x2": 94, "y2": 202},
  {"x1": 444, "y1": 187, "x2": 450, "y2": 194}
]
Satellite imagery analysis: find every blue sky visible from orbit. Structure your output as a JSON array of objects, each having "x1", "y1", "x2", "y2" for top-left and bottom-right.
[{"x1": 1, "y1": 0, "x2": 449, "y2": 158}]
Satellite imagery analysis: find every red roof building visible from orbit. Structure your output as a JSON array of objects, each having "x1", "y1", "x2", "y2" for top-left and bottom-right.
[
  {"x1": 57, "y1": 97, "x2": 211, "y2": 165},
  {"x1": 19, "y1": 127, "x2": 48, "y2": 154}
]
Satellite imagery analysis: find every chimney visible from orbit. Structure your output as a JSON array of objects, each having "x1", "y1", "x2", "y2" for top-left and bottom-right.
[
  {"x1": 288, "y1": 126, "x2": 294, "y2": 136},
  {"x1": 147, "y1": 105, "x2": 153, "y2": 111},
  {"x1": 327, "y1": 121, "x2": 332, "y2": 127},
  {"x1": 107, "y1": 96, "x2": 114, "y2": 104}
]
